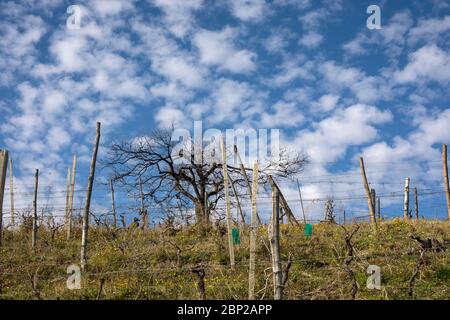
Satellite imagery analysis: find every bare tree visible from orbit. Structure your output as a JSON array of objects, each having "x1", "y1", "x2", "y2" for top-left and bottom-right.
[{"x1": 107, "y1": 127, "x2": 307, "y2": 226}]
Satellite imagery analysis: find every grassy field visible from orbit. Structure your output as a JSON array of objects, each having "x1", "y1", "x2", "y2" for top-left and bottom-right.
[{"x1": 0, "y1": 219, "x2": 448, "y2": 300}]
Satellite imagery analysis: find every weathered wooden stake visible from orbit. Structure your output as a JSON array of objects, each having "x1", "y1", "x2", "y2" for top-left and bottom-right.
[
  {"x1": 269, "y1": 184, "x2": 283, "y2": 300},
  {"x1": 371, "y1": 189, "x2": 376, "y2": 220},
  {"x1": 139, "y1": 177, "x2": 148, "y2": 230},
  {"x1": 377, "y1": 197, "x2": 381, "y2": 221},
  {"x1": 9, "y1": 158, "x2": 14, "y2": 228},
  {"x1": 234, "y1": 145, "x2": 262, "y2": 225},
  {"x1": 228, "y1": 173, "x2": 245, "y2": 224},
  {"x1": 269, "y1": 176, "x2": 300, "y2": 226},
  {"x1": 296, "y1": 179, "x2": 307, "y2": 224},
  {"x1": 443, "y1": 144, "x2": 450, "y2": 220},
  {"x1": 110, "y1": 179, "x2": 117, "y2": 228},
  {"x1": 0, "y1": 149, "x2": 8, "y2": 247},
  {"x1": 221, "y1": 135, "x2": 235, "y2": 269},
  {"x1": 414, "y1": 187, "x2": 419, "y2": 221},
  {"x1": 64, "y1": 167, "x2": 71, "y2": 232},
  {"x1": 67, "y1": 155, "x2": 77, "y2": 240},
  {"x1": 359, "y1": 157, "x2": 376, "y2": 229},
  {"x1": 81, "y1": 122, "x2": 101, "y2": 270},
  {"x1": 403, "y1": 177, "x2": 410, "y2": 220},
  {"x1": 32, "y1": 169, "x2": 39, "y2": 252},
  {"x1": 248, "y1": 160, "x2": 258, "y2": 300}
]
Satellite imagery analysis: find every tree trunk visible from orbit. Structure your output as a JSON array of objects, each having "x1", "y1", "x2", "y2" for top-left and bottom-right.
[{"x1": 195, "y1": 200, "x2": 208, "y2": 225}]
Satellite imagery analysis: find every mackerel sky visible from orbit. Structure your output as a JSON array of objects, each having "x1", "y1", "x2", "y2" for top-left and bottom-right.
[{"x1": 1, "y1": 0, "x2": 449, "y2": 222}]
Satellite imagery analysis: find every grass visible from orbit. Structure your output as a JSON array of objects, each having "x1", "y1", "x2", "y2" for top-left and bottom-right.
[{"x1": 0, "y1": 218, "x2": 448, "y2": 300}]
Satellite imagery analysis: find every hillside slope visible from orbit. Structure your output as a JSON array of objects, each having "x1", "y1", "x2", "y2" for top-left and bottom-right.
[{"x1": 0, "y1": 219, "x2": 448, "y2": 300}]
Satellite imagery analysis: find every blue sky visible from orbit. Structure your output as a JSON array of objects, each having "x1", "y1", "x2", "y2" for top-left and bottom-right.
[{"x1": 1, "y1": 0, "x2": 450, "y2": 223}]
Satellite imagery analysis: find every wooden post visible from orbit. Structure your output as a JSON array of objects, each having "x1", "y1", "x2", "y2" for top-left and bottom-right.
[
  {"x1": 228, "y1": 172, "x2": 245, "y2": 224},
  {"x1": 139, "y1": 177, "x2": 148, "y2": 230},
  {"x1": 67, "y1": 155, "x2": 77, "y2": 240},
  {"x1": 9, "y1": 158, "x2": 14, "y2": 228},
  {"x1": 269, "y1": 176, "x2": 300, "y2": 226},
  {"x1": 414, "y1": 187, "x2": 419, "y2": 221},
  {"x1": 81, "y1": 122, "x2": 101, "y2": 270},
  {"x1": 64, "y1": 167, "x2": 71, "y2": 232},
  {"x1": 371, "y1": 189, "x2": 376, "y2": 221},
  {"x1": 221, "y1": 135, "x2": 235, "y2": 269},
  {"x1": 248, "y1": 160, "x2": 258, "y2": 300},
  {"x1": 110, "y1": 179, "x2": 117, "y2": 228},
  {"x1": 403, "y1": 177, "x2": 410, "y2": 220},
  {"x1": 443, "y1": 144, "x2": 450, "y2": 220},
  {"x1": 296, "y1": 179, "x2": 307, "y2": 224},
  {"x1": 269, "y1": 184, "x2": 283, "y2": 300},
  {"x1": 234, "y1": 145, "x2": 262, "y2": 225},
  {"x1": 343, "y1": 210, "x2": 346, "y2": 225},
  {"x1": 359, "y1": 157, "x2": 376, "y2": 229},
  {"x1": 32, "y1": 169, "x2": 39, "y2": 252},
  {"x1": 377, "y1": 197, "x2": 381, "y2": 221},
  {"x1": 0, "y1": 150, "x2": 8, "y2": 247}
]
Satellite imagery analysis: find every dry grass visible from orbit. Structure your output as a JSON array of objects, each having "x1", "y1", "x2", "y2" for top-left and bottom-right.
[{"x1": 0, "y1": 218, "x2": 448, "y2": 300}]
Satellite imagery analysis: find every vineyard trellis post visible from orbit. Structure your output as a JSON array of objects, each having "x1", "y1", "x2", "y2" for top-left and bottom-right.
[
  {"x1": 9, "y1": 158, "x2": 14, "y2": 228},
  {"x1": 228, "y1": 172, "x2": 245, "y2": 225},
  {"x1": 269, "y1": 181, "x2": 283, "y2": 300},
  {"x1": 414, "y1": 187, "x2": 419, "y2": 221},
  {"x1": 110, "y1": 179, "x2": 117, "y2": 228},
  {"x1": 371, "y1": 189, "x2": 376, "y2": 220},
  {"x1": 403, "y1": 177, "x2": 410, "y2": 220},
  {"x1": 221, "y1": 135, "x2": 235, "y2": 269},
  {"x1": 32, "y1": 169, "x2": 39, "y2": 253},
  {"x1": 377, "y1": 197, "x2": 381, "y2": 221},
  {"x1": 248, "y1": 160, "x2": 258, "y2": 300},
  {"x1": 443, "y1": 144, "x2": 450, "y2": 220},
  {"x1": 64, "y1": 167, "x2": 71, "y2": 233},
  {"x1": 269, "y1": 176, "x2": 300, "y2": 226},
  {"x1": 0, "y1": 149, "x2": 8, "y2": 247},
  {"x1": 296, "y1": 179, "x2": 307, "y2": 224},
  {"x1": 234, "y1": 145, "x2": 262, "y2": 225},
  {"x1": 81, "y1": 122, "x2": 101, "y2": 271},
  {"x1": 139, "y1": 177, "x2": 148, "y2": 230},
  {"x1": 359, "y1": 157, "x2": 376, "y2": 229},
  {"x1": 67, "y1": 155, "x2": 77, "y2": 240}
]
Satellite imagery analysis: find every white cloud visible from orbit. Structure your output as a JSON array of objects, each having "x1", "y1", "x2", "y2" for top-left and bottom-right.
[
  {"x1": 0, "y1": 14, "x2": 46, "y2": 85},
  {"x1": 155, "y1": 105, "x2": 185, "y2": 127},
  {"x1": 395, "y1": 45, "x2": 450, "y2": 83},
  {"x1": 193, "y1": 27, "x2": 256, "y2": 74},
  {"x1": 319, "y1": 61, "x2": 393, "y2": 103},
  {"x1": 269, "y1": 58, "x2": 314, "y2": 86},
  {"x1": 343, "y1": 11, "x2": 413, "y2": 59},
  {"x1": 158, "y1": 56, "x2": 204, "y2": 88},
  {"x1": 92, "y1": 0, "x2": 134, "y2": 17},
  {"x1": 150, "y1": 0, "x2": 203, "y2": 37},
  {"x1": 314, "y1": 94, "x2": 339, "y2": 112},
  {"x1": 299, "y1": 32, "x2": 323, "y2": 48},
  {"x1": 228, "y1": 0, "x2": 268, "y2": 21},
  {"x1": 408, "y1": 15, "x2": 450, "y2": 44},
  {"x1": 260, "y1": 101, "x2": 304, "y2": 127},
  {"x1": 294, "y1": 104, "x2": 392, "y2": 162}
]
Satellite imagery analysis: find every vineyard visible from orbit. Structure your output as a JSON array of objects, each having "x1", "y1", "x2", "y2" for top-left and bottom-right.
[
  {"x1": 0, "y1": 219, "x2": 448, "y2": 300},
  {"x1": 0, "y1": 126, "x2": 449, "y2": 300}
]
